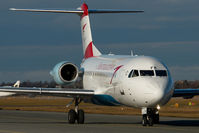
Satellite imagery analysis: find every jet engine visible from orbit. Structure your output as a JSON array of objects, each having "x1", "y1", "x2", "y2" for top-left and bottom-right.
[{"x1": 50, "y1": 61, "x2": 79, "y2": 85}]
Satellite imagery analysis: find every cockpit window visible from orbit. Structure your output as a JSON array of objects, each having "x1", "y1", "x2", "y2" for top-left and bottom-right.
[
  {"x1": 140, "y1": 70, "x2": 154, "y2": 76},
  {"x1": 156, "y1": 70, "x2": 167, "y2": 76},
  {"x1": 128, "y1": 70, "x2": 139, "y2": 78}
]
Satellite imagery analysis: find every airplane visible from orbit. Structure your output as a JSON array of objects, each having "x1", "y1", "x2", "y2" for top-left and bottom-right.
[
  {"x1": 0, "y1": 81, "x2": 20, "y2": 96},
  {"x1": 0, "y1": 2, "x2": 199, "y2": 126}
]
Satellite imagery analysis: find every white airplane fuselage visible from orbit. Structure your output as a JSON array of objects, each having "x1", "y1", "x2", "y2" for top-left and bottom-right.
[{"x1": 81, "y1": 55, "x2": 174, "y2": 108}]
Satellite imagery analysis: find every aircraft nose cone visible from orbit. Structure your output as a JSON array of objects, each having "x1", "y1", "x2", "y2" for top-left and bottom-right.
[
  {"x1": 134, "y1": 77, "x2": 173, "y2": 108},
  {"x1": 153, "y1": 87, "x2": 165, "y2": 103},
  {"x1": 141, "y1": 80, "x2": 169, "y2": 107},
  {"x1": 146, "y1": 82, "x2": 169, "y2": 107}
]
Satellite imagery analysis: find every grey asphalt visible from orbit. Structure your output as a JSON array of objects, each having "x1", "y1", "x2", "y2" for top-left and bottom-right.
[{"x1": 0, "y1": 110, "x2": 198, "y2": 133}]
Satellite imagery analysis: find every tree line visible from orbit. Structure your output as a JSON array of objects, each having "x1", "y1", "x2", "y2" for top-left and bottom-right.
[{"x1": 174, "y1": 80, "x2": 199, "y2": 89}]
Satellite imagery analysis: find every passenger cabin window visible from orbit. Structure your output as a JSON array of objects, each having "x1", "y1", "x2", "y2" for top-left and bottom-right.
[
  {"x1": 128, "y1": 70, "x2": 139, "y2": 78},
  {"x1": 156, "y1": 70, "x2": 167, "y2": 76},
  {"x1": 140, "y1": 70, "x2": 154, "y2": 76}
]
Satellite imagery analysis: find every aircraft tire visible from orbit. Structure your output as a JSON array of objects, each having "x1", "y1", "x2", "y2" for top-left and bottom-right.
[
  {"x1": 68, "y1": 109, "x2": 76, "y2": 124},
  {"x1": 77, "y1": 109, "x2": 84, "y2": 124},
  {"x1": 148, "y1": 116, "x2": 153, "y2": 126},
  {"x1": 153, "y1": 114, "x2": 159, "y2": 124},
  {"x1": 142, "y1": 114, "x2": 147, "y2": 126}
]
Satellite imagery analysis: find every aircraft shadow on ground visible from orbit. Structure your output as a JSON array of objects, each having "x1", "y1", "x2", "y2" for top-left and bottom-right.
[
  {"x1": 85, "y1": 122, "x2": 140, "y2": 125},
  {"x1": 84, "y1": 120, "x2": 199, "y2": 126},
  {"x1": 160, "y1": 120, "x2": 199, "y2": 126},
  {"x1": 0, "y1": 121, "x2": 139, "y2": 125},
  {"x1": 0, "y1": 121, "x2": 68, "y2": 125},
  {"x1": 0, "y1": 120, "x2": 199, "y2": 126}
]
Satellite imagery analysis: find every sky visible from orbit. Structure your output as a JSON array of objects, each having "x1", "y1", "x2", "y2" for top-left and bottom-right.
[{"x1": 0, "y1": 0, "x2": 199, "y2": 82}]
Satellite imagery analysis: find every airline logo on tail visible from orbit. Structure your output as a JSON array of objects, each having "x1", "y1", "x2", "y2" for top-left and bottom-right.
[{"x1": 80, "y1": 3, "x2": 101, "y2": 59}]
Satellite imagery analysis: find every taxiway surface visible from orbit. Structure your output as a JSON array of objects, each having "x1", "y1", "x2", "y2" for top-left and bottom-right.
[{"x1": 0, "y1": 110, "x2": 198, "y2": 133}]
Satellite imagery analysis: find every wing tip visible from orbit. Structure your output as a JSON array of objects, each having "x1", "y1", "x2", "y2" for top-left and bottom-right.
[{"x1": 9, "y1": 8, "x2": 16, "y2": 11}]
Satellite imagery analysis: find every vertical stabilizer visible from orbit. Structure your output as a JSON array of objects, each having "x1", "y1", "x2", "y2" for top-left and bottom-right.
[{"x1": 80, "y1": 3, "x2": 101, "y2": 59}]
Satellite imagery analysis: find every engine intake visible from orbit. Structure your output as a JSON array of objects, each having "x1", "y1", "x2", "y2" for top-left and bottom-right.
[
  {"x1": 59, "y1": 63, "x2": 78, "y2": 82},
  {"x1": 50, "y1": 61, "x2": 79, "y2": 85}
]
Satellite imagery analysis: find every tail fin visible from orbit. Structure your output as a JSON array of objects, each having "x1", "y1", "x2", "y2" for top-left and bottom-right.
[
  {"x1": 13, "y1": 80, "x2": 20, "y2": 88},
  {"x1": 10, "y1": 3, "x2": 143, "y2": 59},
  {"x1": 80, "y1": 3, "x2": 101, "y2": 59}
]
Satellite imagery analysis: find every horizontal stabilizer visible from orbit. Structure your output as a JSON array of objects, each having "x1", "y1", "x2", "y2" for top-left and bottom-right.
[
  {"x1": 9, "y1": 8, "x2": 144, "y2": 14},
  {"x1": 88, "y1": 9, "x2": 144, "y2": 14},
  {"x1": 9, "y1": 8, "x2": 84, "y2": 14}
]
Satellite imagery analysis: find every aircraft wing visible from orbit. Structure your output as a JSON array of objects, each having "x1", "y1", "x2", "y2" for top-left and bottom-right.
[
  {"x1": 173, "y1": 88, "x2": 199, "y2": 99},
  {"x1": 0, "y1": 86, "x2": 94, "y2": 97}
]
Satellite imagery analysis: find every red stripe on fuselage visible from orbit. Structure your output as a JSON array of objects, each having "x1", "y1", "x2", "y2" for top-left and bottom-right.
[
  {"x1": 110, "y1": 65, "x2": 123, "y2": 84},
  {"x1": 84, "y1": 42, "x2": 93, "y2": 59},
  {"x1": 81, "y1": 3, "x2": 89, "y2": 20}
]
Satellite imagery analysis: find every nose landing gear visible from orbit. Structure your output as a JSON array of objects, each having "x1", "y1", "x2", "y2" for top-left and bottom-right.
[
  {"x1": 141, "y1": 108, "x2": 159, "y2": 126},
  {"x1": 68, "y1": 97, "x2": 85, "y2": 124}
]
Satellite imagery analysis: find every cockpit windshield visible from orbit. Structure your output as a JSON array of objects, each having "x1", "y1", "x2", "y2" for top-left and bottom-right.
[
  {"x1": 128, "y1": 70, "x2": 139, "y2": 78},
  {"x1": 156, "y1": 70, "x2": 167, "y2": 76},
  {"x1": 140, "y1": 70, "x2": 154, "y2": 76},
  {"x1": 128, "y1": 69, "x2": 167, "y2": 78}
]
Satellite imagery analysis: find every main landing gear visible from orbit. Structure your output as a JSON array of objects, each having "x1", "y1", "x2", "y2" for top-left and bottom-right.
[
  {"x1": 141, "y1": 108, "x2": 159, "y2": 126},
  {"x1": 68, "y1": 97, "x2": 85, "y2": 124}
]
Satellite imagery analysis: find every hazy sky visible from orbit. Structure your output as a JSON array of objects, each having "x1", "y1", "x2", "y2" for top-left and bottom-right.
[{"x1": 0, "y1": 0, "x2": 199, "y2": 82}]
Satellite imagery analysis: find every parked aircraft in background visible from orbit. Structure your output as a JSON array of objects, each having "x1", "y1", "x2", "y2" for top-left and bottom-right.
[{"x1": 0, "y1": 3, "x2": 199, "y2": 126}]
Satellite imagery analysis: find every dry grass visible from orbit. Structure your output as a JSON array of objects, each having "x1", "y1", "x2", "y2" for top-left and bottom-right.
[{"x1": 0, "y1": 96, "x2": 199, "y2": 118}]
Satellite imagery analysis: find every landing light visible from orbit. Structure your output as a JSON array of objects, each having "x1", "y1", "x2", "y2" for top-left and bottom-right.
[{"x1": 157, "y1": 105, "x2": 161, "y2": 110}]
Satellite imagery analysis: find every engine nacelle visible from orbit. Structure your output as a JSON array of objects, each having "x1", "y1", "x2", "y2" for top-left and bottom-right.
[{"x1": 50, "y1": 61, "x2": 79, "y2": 85}]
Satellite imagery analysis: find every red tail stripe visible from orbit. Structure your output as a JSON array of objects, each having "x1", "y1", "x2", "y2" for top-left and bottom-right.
[
  {"x1": 81, "y1": 3, "x2": 88, "y2": 19},
  {"x1": 84, "y1": 42, "x2": 94, "y2": 59}
]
